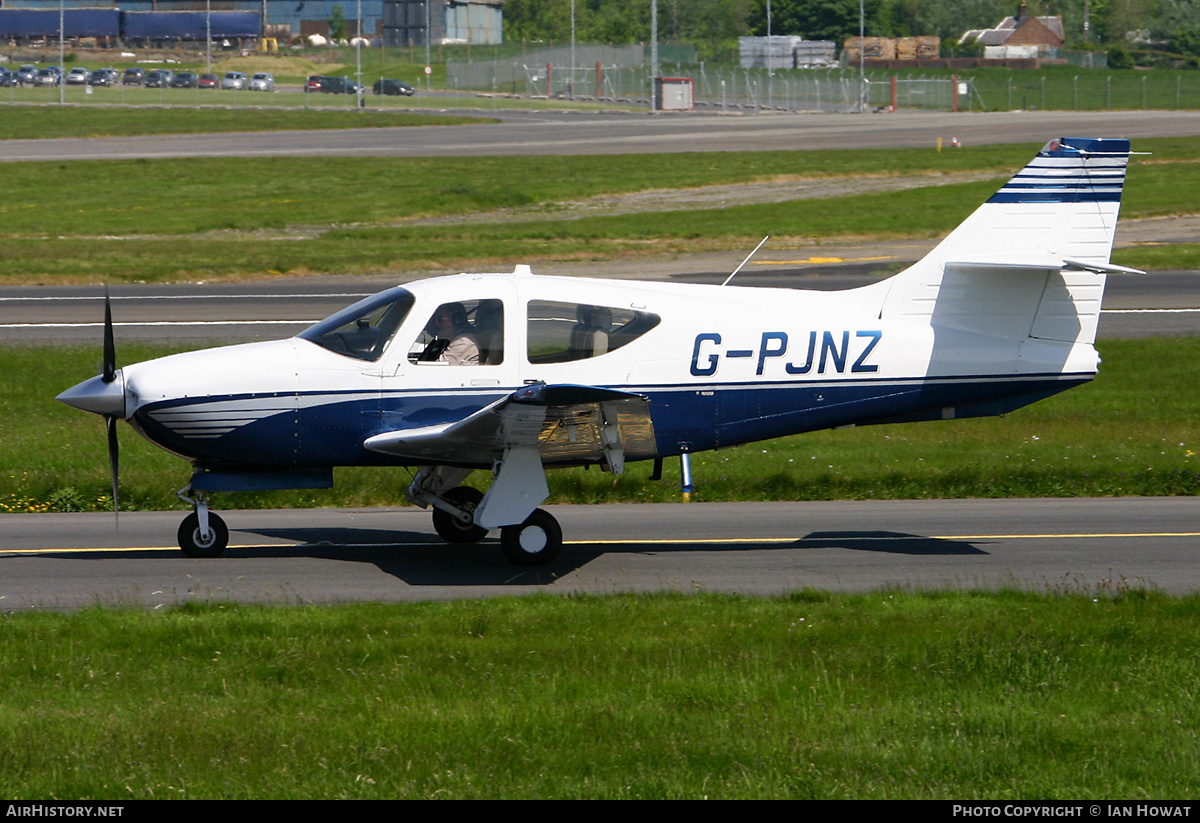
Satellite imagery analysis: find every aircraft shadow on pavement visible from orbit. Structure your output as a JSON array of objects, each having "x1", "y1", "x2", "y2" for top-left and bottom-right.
[
  {"x1": 236, "y1": 525, "x2": 567, "y2": 586},
  {"x1": 797, "y1": 531, "x2": 988, "y2": 555},
  {"x1": 223, "y1": 525, "x2": 986, "y2": 586}
]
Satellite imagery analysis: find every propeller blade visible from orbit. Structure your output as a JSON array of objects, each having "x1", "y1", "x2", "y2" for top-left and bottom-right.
[
  {"x1": 106, "y1": 414, "x2": 120, "y2": 518},
  {"x1": 102, "y1": 287, "x2": 116, "y2": 384}
]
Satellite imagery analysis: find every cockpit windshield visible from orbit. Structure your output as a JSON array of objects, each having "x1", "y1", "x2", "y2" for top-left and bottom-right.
[{"x1": 297, "y1": 287, "x2": 415, "y2": 362}]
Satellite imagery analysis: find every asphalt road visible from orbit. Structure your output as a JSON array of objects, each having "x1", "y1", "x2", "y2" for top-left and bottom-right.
[
  {"x1": 3, "y1": 108, "x2": 1200, "y2": 160},
  {"x1": 2, "y1": 498, "x2": 1197, "y2": 610}
]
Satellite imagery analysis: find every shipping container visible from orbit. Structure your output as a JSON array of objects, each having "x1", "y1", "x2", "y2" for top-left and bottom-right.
[
  {"x1": 121, "y1": 11, "x2": 260, "y2": 42},
  {"x1": 0, "y1": 8, "x2": 121, "y2": 39}
]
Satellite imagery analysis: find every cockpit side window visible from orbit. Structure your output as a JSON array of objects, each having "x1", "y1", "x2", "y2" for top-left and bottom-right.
[
  {"x1": 297, "y1": 287, "x2": 414, "y2": 362},
  {"x1": 526, "y1": 300, "x2": 660, "y2": 364},
  {"x1": 407, "y1": 299, "x2": 505, "y2": 366}
]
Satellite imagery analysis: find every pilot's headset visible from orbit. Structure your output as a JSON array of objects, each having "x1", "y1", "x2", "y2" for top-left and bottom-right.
[{"x1": 427, "y1": 302, "x2": 469, "y2": 337}]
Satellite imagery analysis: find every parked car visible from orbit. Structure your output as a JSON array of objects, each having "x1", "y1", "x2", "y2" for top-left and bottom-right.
[
  {"x1": 170, "y1": 72, "x2": 199, "y2": 88},
  {"x1": 198, "y1": 73, "x2": 219, "y2": 89},
  {"x1": 305, "y1": 75, "x2": 327, "y2": 92},
  {"x1": 89, "y1": 68, "x2": 120, "y2": 86},
  {"x1": 33, "y1": 67, "x2": 61, "y2": 86},
  {"x1": 144, "y1": 69, "x2": 174, "y2": 88},
  {"x1": 319, "y1": 76, "x2": 364, "y2": 94},
  {"x1": 373, "y1": 78, "x2": 415, "y2": 96},
  {"x1": 221, "y1": 71, "x2": 247, "y2": 90},
  {"x1": 0, "y1": 67, "x2": 16, "y2": 87},
  {"x1": 122, "y1": 67, "x2": 145, "y2": 86},
  {"x1": 65, "y1": 67, "x2": 91, "y2": 86},
  {"x1": 248, "y1": 72, "x2": 274, "y2": 92},
  {"x1": 17, "y1": 64, "x2": 38, "y2": 85}
]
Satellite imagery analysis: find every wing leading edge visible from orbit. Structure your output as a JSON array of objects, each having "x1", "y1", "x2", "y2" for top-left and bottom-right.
[{"x1": 363, "y1": 382, "x2": 658, "y2": 471}]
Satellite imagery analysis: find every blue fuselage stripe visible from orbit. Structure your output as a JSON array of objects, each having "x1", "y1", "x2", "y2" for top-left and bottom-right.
[{"x1": 132, "y1": 373, "x2": 1092, "y2": 471}]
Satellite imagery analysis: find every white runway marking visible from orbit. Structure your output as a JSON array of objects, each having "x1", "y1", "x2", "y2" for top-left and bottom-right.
[{"x1": 6, "y1": 308, "x2": 1197, "y2": 332}]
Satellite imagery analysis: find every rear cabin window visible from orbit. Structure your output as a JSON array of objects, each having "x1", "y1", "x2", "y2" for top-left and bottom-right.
[{"x1": 526, "y1": 301, "x2": 660, "y2": 364}]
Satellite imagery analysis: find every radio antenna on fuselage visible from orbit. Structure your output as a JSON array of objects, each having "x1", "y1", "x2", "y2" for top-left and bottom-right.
[{"x1": 721, "y1": 236, "x2": 770, "y2": 287}]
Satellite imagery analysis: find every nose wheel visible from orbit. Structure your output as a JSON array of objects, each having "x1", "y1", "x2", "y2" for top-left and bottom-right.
[
  {"x1": 176, "y1": 488, "x2": 228, "y2": 557},
  {"x1": 178, "y1": 511, "x2": 228, "y2": 558}
]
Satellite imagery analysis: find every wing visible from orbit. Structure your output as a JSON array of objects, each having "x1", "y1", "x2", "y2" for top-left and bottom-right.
[{"x1": 363, "y1": 383, "x2": 657, "y2": 472}]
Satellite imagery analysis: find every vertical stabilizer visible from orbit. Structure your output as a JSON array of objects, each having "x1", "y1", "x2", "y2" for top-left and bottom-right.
[{"x1": 881, "y1": 137, "x2": 1132, "y2": 345}]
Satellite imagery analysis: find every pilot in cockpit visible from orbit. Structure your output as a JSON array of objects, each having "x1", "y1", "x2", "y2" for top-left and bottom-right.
[{"x1": 420, "y1": 302, "x2": 480, "y2": 365}]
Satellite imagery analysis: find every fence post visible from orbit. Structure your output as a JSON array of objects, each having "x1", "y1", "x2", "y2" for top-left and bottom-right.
[
  {"x1": 595, "y1": 62, "x2": 601, "y2": 98},
  {"x1": 546, "y1": 63, "x2": 551, "y2": 97},
  {"x1": 890, "y1": 74, "x2": 896, "y2": 112},
  {"x1": 952, "y1": 74, "x2": 958, "y2": 112}
]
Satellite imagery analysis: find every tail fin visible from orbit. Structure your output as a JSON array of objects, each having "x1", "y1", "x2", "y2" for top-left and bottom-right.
[{"x1": 881, "y1": 137, "x2": 1136, "y2": 345}]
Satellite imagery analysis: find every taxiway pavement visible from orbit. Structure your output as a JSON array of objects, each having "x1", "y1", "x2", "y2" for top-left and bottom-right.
[{"x1": 1, "y1": 498, "x2": 1197, "y2": 610}]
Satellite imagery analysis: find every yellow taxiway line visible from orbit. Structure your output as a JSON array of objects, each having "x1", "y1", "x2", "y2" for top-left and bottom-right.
[{"x1": 4, "y1": 532, "x2": 1200, "y2": 555}]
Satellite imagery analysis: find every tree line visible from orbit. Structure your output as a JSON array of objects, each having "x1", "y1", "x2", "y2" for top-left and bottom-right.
[{"x1": 502, "y1": 0, "x2": 1200, "y2": 58}]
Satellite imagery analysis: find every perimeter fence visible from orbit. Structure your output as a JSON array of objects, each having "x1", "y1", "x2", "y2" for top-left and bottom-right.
[
  {"x1": 446, "y1": 61, "x2": 969, "y2": 113},
  {"x1": 4, "y1": 53, "x2": 1200, "y2": 114},
  {"x1": 447, "y1": 56, "x2": 1200, "y2": 113}
]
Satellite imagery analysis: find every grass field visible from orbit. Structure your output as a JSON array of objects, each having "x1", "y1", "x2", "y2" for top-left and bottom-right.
[
  {"x1": 4, "y1": 337, "x2": 1196, "y2": 514},
  {"x1": 2, "y1": 135, "x2": 1200, "y2": 284},
  {"x1": 0, "y1": 105, "x2": 490, "y2": 139},
  {"x1": 2, "y1": 135, "x2": 1197, "y2": 511},
  {"x1": 1, "y1": 591, "x2": 1198, "y2": 799}
]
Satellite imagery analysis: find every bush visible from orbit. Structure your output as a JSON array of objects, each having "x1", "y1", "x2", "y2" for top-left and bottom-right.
[{"x1": 1108, "y1": 44, "x2": 1134, "y2": 70}]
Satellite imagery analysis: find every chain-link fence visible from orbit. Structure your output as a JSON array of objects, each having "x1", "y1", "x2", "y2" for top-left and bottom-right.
[
  {"x1": 4, "y1": 46, "x2": 1200, "y2": 114},
  {"x1": 446, "y1": 60, "x2": 979, "y2": 114}
]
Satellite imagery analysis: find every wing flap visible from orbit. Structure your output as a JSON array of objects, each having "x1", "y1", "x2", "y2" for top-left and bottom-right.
[{"x1": 363, "y1": 383, "x2": 657, "y2": 468}]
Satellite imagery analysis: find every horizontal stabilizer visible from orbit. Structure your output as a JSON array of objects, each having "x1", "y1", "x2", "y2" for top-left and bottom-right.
[
  {"x1": 1061, "y1": 258, "x2": 1145, "y2": 275},
  {"x1": 945, "y1": 256, "x2": 1144, "y2": 276}
]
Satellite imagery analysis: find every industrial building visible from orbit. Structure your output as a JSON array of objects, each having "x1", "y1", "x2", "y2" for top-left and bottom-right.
[{"x1": 0, "y1": 1, "x2": 504, "y2": 45}]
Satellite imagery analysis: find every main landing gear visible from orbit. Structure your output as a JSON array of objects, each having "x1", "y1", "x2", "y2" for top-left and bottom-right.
[
  {"x1": 499, "y1": 507, "x2": 562, "y2": 566},
  {"x1": 409, "y1": 464, "x2": 563, "y2": 566},
  {"x1": 428, "y1": 484, "x2": 563, "y2": 566}
]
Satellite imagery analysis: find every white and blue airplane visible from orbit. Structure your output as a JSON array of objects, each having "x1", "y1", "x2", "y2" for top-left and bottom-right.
[{"x1": 58, "y1": 137, "x2": 1136, "y2": 565}]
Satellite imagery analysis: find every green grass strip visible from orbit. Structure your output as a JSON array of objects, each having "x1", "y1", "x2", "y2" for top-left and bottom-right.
[
  {"x1": 0, "y1": 591, "x2": 1197, "y2": 798},
  {"x1": 1, "y1": 138, "x2": 1198, "y2": 283},
  {"x1": 0, "y1": 103, "x2": 491, "y2": 140},
  {"x1": 5, "y1": 337, "x2": 1196, "y2": 513}
]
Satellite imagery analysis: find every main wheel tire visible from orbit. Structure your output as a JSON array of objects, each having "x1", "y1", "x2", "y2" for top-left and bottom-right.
[
  {"x1": 500, "y1": 508, "x2": 562, "y2": 566},
  {"x1": 178, "y1": 512, "x2": 229, "y2": 558},
  {"x1": 432, "y1": 486, "x2": 488, "y2": 544}
]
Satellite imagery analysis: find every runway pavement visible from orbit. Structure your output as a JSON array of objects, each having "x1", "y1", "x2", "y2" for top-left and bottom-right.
[
  {"x1": 2, "y1": 109, "x2": 1200, "y2": 160},
  {"x1": 4, "y1": 249, "x2": 1197, "y2": 343},
  {"x1": 1, "y1": 498, "x2": 1197, "y2": 610}
]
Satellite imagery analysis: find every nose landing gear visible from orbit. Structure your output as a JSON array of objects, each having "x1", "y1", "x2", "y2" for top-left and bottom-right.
[{"x1": 176, "y1": 487, "x2": 228, "y2": 558}]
